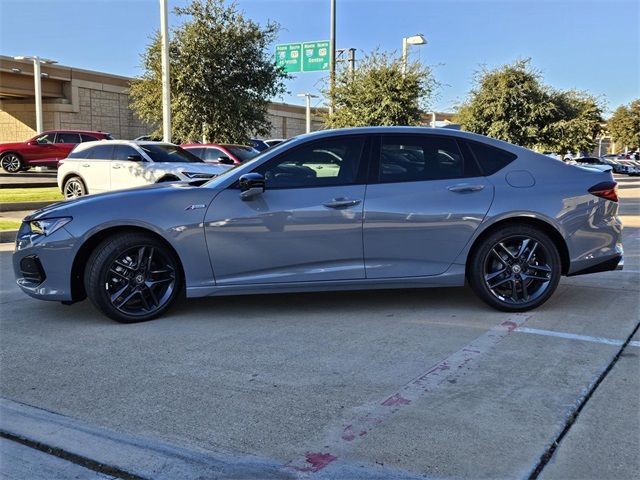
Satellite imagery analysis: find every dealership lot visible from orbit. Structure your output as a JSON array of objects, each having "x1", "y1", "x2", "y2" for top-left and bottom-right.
[{"x1": 0, "y1": 177, "x2": 638, "y2": 479}]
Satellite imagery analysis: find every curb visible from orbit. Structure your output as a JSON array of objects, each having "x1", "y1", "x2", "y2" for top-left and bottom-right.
[
  {"x1": 0, "y1": 201, "x2": 55, "y2": 212},
  {"x1": 0, "y1": 230, "x2": 17, "y2": 243},
  {"x1": 0, "y1": 182, "x2": 58, "y2": 189}
]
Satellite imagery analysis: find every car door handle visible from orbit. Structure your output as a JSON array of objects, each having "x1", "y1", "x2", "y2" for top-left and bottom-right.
[
  {"x1": 323, "y1": 198, "x2": 361, "y2": 209},
  {"x1": 112, "y1": 164, "x2": 121, "y2": 169},
  {"x1": 447, "y1": 184, "x2": 485, "y2": 193},
  {"x1": 82, "y1": 163, "x2": 90, "y2": 167}
]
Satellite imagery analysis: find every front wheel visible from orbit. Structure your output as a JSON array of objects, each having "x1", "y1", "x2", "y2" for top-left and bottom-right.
[
  {"x1": 468, "y1": 225, "x2": 561, "y2": 312},
  {"x1": 1, "y1": 153, "x2": 23, "y2": 173},
  {"x1": 84, "y1": 233, "x2": 183, "y2": 323},
  {"x1": 63, "y1": 176, "x2": 87, "y2": 199}
]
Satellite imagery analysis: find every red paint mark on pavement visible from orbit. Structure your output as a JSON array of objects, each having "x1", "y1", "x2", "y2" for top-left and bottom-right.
[
  {"x1": 296, "y1": 452, "x2": 337, "y2": 472},
  {"x1": 381, "y1": 393, "x2": 411, "y2": 407},
  {"x1": 501, "y1": 320, "x2": 518, "y2": 331}
]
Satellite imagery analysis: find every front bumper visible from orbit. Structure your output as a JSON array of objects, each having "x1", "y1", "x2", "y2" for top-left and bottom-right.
[{"x1": 13, "y1": 226, "x2": 77, "y2": 301}]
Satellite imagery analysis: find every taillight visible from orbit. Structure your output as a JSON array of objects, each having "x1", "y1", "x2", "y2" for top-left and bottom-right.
[{"x1": 588, "y1": 181, "x2": 618, "y2": 202}]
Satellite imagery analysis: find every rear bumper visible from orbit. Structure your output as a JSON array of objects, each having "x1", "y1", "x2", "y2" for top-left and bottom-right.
[{"x1": 567, "y1": 252, "x2": 623, "y2": 277}]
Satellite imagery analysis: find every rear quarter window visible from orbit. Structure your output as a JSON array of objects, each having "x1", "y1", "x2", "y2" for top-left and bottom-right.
[{"x1": 464, "y1": 140, "x2": 517, "y2": 176}]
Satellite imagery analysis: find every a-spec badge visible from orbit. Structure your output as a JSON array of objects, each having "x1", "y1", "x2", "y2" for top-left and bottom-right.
[{"x1": 185, "y1": 204, "x2": 206, "y2": 210}]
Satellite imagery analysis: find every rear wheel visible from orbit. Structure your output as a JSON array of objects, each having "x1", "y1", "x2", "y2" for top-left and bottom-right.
[
  {"x1": 1, "y1": 153, "x2": 23, "y2": 173},
  {"x1": 468, "y1": 225, "x2": 561, "y2": 311},
  {"x1": 63, "y1": 176, "x2": 87, "y2": 199},
  {"x1": 84, "y1": 233, "x2": 182, "y2": 323}
]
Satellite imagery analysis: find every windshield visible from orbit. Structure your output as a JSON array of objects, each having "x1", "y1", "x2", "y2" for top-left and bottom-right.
[
  {"x1": 140, "y1": 144, "x2": 203, "y2": 163},
  {"x1": 227, "y1": 145, "x2": 260, "y2": 162}
]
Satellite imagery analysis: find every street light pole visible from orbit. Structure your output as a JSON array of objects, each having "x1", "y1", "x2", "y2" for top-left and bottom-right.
[
  {"x1": 298, "y1": 93, "x2": 319, "y2": 134},
  {"x1": 13, "y1": 55, "x2": 57, "y2": 134},
  {"x1": 329, "y1": 0, "x2": 336, "y2": 115},
  {"x1": 401, "y1": 34, "x2": 427, "y2": 75},
  {"x1": 159, "y1": 0, "x2": 172, "y2": 143}
]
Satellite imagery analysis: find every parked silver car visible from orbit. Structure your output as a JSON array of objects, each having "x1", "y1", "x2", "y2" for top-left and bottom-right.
[{"x1": 14, "y1": 127, "x2": 623, "y2": 323}]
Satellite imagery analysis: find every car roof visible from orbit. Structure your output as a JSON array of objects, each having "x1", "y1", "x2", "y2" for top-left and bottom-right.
[{"x1": 40, "y1": 129, "x2": 109, "y2": 135}]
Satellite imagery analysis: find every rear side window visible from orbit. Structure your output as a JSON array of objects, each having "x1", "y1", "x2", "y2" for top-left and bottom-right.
[
  {"x1": 56, "y1": 132, "x2": 81, "y2": 144},
  {"x1": 185, "y1": 147, "x2": 203, "y2": 159},
  {"x1": 465, "y1": 140, "x2": 517, "y2": 176},
  {"x1": 75, "y1": 144, "x2": 114, "y2": 160},
  {"x1": 378, "y1": 135, "x2": 478, "y2": 183}
]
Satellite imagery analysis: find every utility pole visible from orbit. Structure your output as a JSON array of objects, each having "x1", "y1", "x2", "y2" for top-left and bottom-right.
[
  {"x1": 329, "y1": 0, "x2": 336, "y2": 114},
  {"x1": 160, "y1": 0, "x2": 172, "y2": 143},
  {"x1": 298, "y1": 93, "x2": 319, "y2": 133}
]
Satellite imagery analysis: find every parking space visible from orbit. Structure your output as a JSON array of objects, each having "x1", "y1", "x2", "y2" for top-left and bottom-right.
[{"x1": 0, "y1": 177, "x2": 638, "y2": 479}]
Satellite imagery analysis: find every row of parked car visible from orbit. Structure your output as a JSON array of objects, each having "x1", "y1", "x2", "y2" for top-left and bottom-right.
[
  {"x1": 543, "y1": 152, "x2": 640, "y2": 176},
  {"x1": 0, "y1": 129, "x2": 288, "y2": 198}
]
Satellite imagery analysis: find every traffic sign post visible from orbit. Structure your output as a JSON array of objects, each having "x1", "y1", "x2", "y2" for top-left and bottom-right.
[
  {"x1": 276, "y1": 40, "x2": 329, "y2": 73},
  {"x1": 276, "y1": 43, "x2": 302, "y2": 73}
]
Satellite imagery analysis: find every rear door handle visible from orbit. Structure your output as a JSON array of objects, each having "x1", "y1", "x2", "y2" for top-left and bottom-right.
[
  {"x1": 323, "y1": 198, "x2": 361, "y2": 209},
  {"x1": 112, "y1": 164, "x2": 121, "y2": 169},
  {"x1": 82, "y1": 163, "x2": 90, "y2": 167},
  {"x1": 447, "y1": 184, "x2": 485, "y2": 193}
]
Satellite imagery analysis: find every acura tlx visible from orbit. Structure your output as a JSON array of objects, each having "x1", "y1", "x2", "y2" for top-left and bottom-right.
[{"x1": 13, "y1": 127, "x2": 623, "y2": 323}]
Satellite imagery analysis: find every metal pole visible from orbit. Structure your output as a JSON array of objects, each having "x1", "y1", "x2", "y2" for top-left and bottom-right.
[
  {"x1": 160, "y1": 0, "x2": 172, "y2": 143},
  {"x1": 329, "y1": 0, "x2": 336, "y2": 115},
  {"x1": 305, "y1": 95, "x2": 311, "y2": 134},
  {"x1": 348, "y1": 48, "x2": 355, "y2": 80},
  {"x1": 402, "y1": 37, "x2": 408, "y2": 75},
  {"x1": 33, "y1": 57, "x2": 44, "y2": 134}
]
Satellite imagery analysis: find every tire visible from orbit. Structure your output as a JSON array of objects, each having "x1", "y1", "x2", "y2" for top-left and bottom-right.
[
  {"x1": 84, "y1": 232, "x2": 183, "y2": 323},
  {"x1": 63, "y1": 176, "x2": 87, "y2": 199},
  {"x1": 468, "y1": 225, "x2": 561, "y2": 312},
  {"x1": 1, "y1": 152, "x2": 23, "y2": 173}
]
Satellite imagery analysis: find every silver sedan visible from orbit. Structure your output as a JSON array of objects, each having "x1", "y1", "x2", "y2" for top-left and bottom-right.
[{"x1": 13, "y1": 127, "x2": 623, "y2": 322}]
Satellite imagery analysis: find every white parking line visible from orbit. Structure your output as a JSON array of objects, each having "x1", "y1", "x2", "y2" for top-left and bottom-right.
[{"x1": 516, "y1": 327, "x2": 640, "y2": 348}]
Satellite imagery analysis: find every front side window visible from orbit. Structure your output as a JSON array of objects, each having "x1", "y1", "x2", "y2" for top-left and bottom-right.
[
  {"x1": 204, "y1": 148, "x2": 227, "y2": 162},
  {"x1": 81, "y1": 134, "x2": 99, "y2": 142},
  {"x1": 256, "y1": 136, "x2": 365, "y2": 189},
  {"x1": 184, "y1": 147, "x2": 203, "y2": 159},
  {"x1": 34, "y1": 133, "x2": 55, "y2": 144},
  {"x1": 379, "y1": 135, "x2": 473, "y2": 183},
  {"x1": 140, "y1": 144, "x2": 202, "y2": 163},
  {"x1": 56, "y1": 132, "x2": 81, "y2": 144},
  {"x1": 226, "y1": 146, "x2": 259, "y2": 162}
]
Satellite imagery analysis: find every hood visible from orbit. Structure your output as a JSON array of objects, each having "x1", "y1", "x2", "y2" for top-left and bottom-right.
[
  {"x1": 25, "y1": 181, "x2": 202, "y2": 221},
  {"x1": 0, "y1": 141, "x2": 27, "y2": 150}
]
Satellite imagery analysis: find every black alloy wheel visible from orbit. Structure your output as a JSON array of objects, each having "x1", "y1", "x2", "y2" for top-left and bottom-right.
[
  {"x1": 85, "y1": 233, "x2": 182, "y2": 323},
  {"x1": 469, "y1": 225, "x2": 561, "y2": 312}
]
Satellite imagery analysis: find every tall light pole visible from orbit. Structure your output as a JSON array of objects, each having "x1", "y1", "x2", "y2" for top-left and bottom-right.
[
  {"x1": 159, "y1": 0, "x2": 172, "y2": 143},
  {"x1": 329, "y1": 0, "x2": 336, "y2": 115},
  {"x1": 401, "y1": 34, "x2": 427, "y2": 75},
  {"x1": 298, "y1": 93, "x2": 319, "y2": 133},
  {"x1": 13, "y1": 56, "x2": 57, "y2": 134}
]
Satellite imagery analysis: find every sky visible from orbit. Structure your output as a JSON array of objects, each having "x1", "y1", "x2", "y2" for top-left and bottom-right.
[{"x1": 1, "y1": 0, "x2": 638, "y2": 116}]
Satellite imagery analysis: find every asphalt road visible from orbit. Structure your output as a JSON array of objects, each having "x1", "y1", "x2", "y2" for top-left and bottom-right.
[{"x1": 0, "y1": 177, "x2": 638, "y2": 479}]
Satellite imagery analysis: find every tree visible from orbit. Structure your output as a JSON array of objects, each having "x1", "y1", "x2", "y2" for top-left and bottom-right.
[
  {"x1": 130, "y1": 0, "x2": 287, "y2": 143},
  {"x1": 607, "y1": 100, "x2": 640, "y2": 150},
  {"x1": 456, "y1": 59, "x2": 603, "y2": 154},
  {"x1": 323, "y1": 51, "x2": 437, "y2": 128}
]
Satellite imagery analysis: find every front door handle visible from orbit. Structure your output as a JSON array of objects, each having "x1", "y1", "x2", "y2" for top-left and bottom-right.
[
  {"x1": 447, "y1": 184, "x2": 485, "y2": 193},
  {"x1": 82, "y1": 163, "x2": 90, "y2": 167},
  {"x1": 323, "y1": 198, "x2": 361, "y2": 209},
  {"x1": 112, "y1": 164, "x2": 121, "y2": 169}
]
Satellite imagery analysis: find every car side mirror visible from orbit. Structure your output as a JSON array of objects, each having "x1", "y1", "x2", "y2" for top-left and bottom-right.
[
  {"x1": 218, "y1": 155, "x2": 235, "y2": 165},
  {"x1": 127, "y1": 154, "x2": 143, "y2": 162},
  {"x1": 239, "y1": 173, "x2": 265, "y2": 200}
]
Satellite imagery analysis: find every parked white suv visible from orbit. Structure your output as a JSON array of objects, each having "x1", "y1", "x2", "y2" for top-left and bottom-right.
[{"x1": 57, "y1": 141, "x2": 232, "y2": 199}]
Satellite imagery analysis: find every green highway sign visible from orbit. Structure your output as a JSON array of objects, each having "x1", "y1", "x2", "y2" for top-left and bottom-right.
[
  {"x1": 276, "y1": 43, "x2": 302, "y2": 73},
  {"x1": 302, "y1": 41, "x2": 330, "y2": 72},
  {"x1": 275, "y1": 40, "x2": 329, "y2": 73}
]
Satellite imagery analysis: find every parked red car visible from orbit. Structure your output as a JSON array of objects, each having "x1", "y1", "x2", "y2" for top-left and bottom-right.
[
  {"x1": 181, "y1": 143, "x2": 259, "y2": 166},
  {"x1": 0, "y1": 130, "x2": 113, "y2": 173}
]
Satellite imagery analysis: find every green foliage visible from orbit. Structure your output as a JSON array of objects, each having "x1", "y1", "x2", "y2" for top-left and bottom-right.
[
  {"x1": 129, "y1": 0, "x2": 287, "y2": 143},
  {"x1": 607, "y1": 100, "x2": 640, "y2": 150},
  {"x1": 323, "y1": 51, "x2": 437, "y2": 128},
  {"x1": 456, "y1": 59, "x2": 603, "y2": 153}
]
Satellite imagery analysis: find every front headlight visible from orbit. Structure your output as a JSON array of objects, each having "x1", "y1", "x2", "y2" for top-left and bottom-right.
[
  {"x1": 182, "y1": 171, "x2": 215, "y2": 179},
  {"x1": 22, "y1": 217, "x2": 72, "y2": 237}
]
